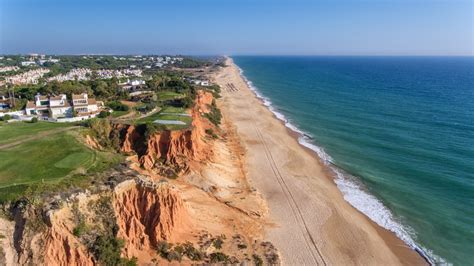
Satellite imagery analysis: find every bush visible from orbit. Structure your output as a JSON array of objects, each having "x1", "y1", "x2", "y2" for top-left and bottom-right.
[
  {"x1": 204, "y1": 100, "x2": 222, "y2": 126},
  {"x1": 30, "y1": 117, "x2": 38, "y2": 123},
  {"x1": 209, "y1": 252, "x2": 229, "y2": 263},
  {"x1": 72, "y1": 220, "x2": 88, "y2": 237},
  {"x1": 106, "y1": 101, "x2": 129, "y2": 112},
  {"x1": 205, "y1": 128, "x2": 218, "y2": 139},
  {"x1": 1, "y1": 114, "x2": 11, "y2": 121},
  {"x1": 91, "y1": 235, "x2": 125, "y2": 266},
  {"x1": 253, "y1": 254, "x2": 263, "y2": 266},
  {"x1": 156, "y1": 241, "x2": 172, "y2": 258},
  {"x1": 182, "y1": 242, "x2": 204, "y2": 261},
  {"x1": 98, "y1": 110, "x2": 110, "y2": 118},
  {"x1": 144, "y1": 122, "x2": 166, "y2": 138},
  {"x1": 212, "y1": 237, "x2": 224, "y2": 249}
]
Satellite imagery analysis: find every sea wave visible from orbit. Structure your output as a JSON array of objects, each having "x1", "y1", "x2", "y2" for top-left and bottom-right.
[{"x1": 236, "y1": 63, "x2": 443, "y2": 265}]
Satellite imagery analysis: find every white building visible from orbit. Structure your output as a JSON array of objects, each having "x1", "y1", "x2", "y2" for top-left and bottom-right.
[
  {"x1": 25, "y1": 93, "x2": 100, "y2": 118},
  {"x1": 191, "y1": 79, "x2": 210, "y2": 86},
  {"x1": 72, "y1": 93, "x2": 99, "y2": 116},
  {"x1": 21, "y1": 61, "x2": 37, "y2": 67}
]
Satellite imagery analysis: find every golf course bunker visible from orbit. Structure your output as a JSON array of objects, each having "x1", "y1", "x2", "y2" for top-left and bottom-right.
[{"x1": 153, "y1": 120, "x2": 186, "y2": 125}]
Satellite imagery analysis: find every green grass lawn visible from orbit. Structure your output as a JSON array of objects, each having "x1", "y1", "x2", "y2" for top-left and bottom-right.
[
  {"x1": 136, "y1": 106, "x2": 192, "y2": 130},
  {"x1": 0, "y1": 122, "x2": 72, "y2": 145},
  {"x1": 159, "y1": 106, "x2": 187, "y2": 113},
  {"x1": 0, "y1": 130, "x2": 123, "y2": 202},
  {"x1": 157, "y1": 91, "x2": 185, "y2": 101},
  {"x1": 110, "y1": 110, "x2": 131, "y2": 118}
]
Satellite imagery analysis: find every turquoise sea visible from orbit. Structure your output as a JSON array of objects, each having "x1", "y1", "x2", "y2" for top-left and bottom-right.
[{"x1": 233, "y1": 56, "x2": 474, "y2": 265}]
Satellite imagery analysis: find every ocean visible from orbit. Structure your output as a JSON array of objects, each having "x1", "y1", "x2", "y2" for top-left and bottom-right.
[{"x1": 232, "y1": 56, "x2": 474, "y2": 265}]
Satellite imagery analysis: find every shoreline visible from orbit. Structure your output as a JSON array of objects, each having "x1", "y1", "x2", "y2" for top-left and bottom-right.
[
  {"x1": 234, "y1": 60, "x2": 434, "y2": 264},
  {"x1": 212, "y1": 57, "x2": 427, "y2": 265}
]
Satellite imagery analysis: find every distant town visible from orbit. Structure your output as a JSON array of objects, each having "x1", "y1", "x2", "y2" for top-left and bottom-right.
[{"x1": 0, "y1": 54, "x2": 223, "y2": 122}]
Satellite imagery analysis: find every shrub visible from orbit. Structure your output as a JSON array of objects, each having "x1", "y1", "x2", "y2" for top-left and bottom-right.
[
  {"x1": 72, "y1": 220, "x2": 88, "y2": 237},
  {"x1": 30, "y1": 117, "x2": 38, "y2": 123},
  {"x1": 144, "y1": 122, "x2": 166, "y2": 138},
  {"x1": 106, "y1": 101, "x2": 129, "y2": 112},
  {"x1": 182, "y1": 242, "x2": 204, "y2": 261},
  {"x1": 98, "y1": 110, "x2": 110, "y2": 118},
  {"x1": 156, "y1": 241, "x2": 172, "y2": 258},
  {"x1": 208, "y1": 84, "x2": 221, "y2": 98},
  {"x1": 212, "y1": 237, "x2": 224, "y2": 249},
  {"x1": 91, "y1": 235, "x2": 125, "y2": 266},
  {"x1": 205, "y1": 128, "x2": 218, "y2": 139},
  {"x1": 204, "y1": 100, "x2": 222, "y2": 126},
  {"x1": 209, "y1": 252, "x2": 229, "y2": 263},
  {"x1": 237, "y1": 243, "x2": 247, "y2": 249},
  {"x1": 166, "y1": 249, "x2": 182, "y2": 262},
  {"x1": 1, "y1": 114, "x2": 11, "y2": 121},
  {"x1": 87, "y1": 118, "x2": 113, "y2": 147},
  {"x1": 253, "y1": 254, "x2": 263, "y2": 266}
]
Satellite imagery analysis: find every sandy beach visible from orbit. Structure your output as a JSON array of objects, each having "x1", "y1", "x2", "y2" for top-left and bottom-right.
[{"x1": 211, "y1": 58, "x2": 427, "y2": 265}]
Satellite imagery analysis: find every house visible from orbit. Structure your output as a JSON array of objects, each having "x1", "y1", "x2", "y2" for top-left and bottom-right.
[
  {"x1": 119, "y1": 79, "x2": 146, "y2": 91},
  {"x1": 188, "y1": 78, "x2": 210, "y2": 86},
  {"x1": 25, "y1": 94, "x2": 71, "y2": 118},
  {"x1": 72, "y1": 93, "x2": 99, "y2": 116},
  {"x1": 25, "y1": 93, "x2": 100, "y2": 119}
]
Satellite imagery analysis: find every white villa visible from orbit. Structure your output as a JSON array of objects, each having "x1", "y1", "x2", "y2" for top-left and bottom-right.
[{"x1": 25, "y1": 93, "x2": 101, "y2": 119}]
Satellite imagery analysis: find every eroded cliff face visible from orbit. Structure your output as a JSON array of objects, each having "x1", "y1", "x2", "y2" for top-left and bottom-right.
[
  {"x1": 2, "y1": 89, "x2": 280, "y2": 265},
  {"x1": 43, "y1": 209, "x2": 94, "y2": 266},
  {"x1": 113, "y1": 179, "x2": 191, "y2": 259},
  {"x1": 119, "y1": 90, "x2": 214, "y2": 172}
]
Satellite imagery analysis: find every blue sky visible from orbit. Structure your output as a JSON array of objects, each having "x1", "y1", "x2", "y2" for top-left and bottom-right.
[{"x1": 0, "y1": 0, "x2": 473, "y2": 55}]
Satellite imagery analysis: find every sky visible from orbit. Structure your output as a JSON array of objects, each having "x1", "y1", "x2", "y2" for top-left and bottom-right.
[{"x1": 0, "y1": 0, "x2": 473, "y2": 55}]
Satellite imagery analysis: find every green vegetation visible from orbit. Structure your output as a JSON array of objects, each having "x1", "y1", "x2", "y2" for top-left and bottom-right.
[
  {"x1": 106, "y1": 101, "x2": 129, "y2": 112},
  {"x1": 212, "y1": 236, "x2": 224, "y2": 249},
  {"x1": 205, "y1": 128, "x2": 218, "y2": 139},
  {"x1": 204, "y1": 99, "x2": 222, "y2": 126},
  {"x1": 72, "y1": 220, "x2": 88, "y2": 237},
  {"x1": 0, "y1": 114, "x2": 11, "y2": 121},
  {"x1": 97, "y1": 110, "x2": 110, "y2": 118},
  {"x1": 86, "y1": 196, "x2": 137, "y2": 266},
  {"x1": 156, "y1": 91, "x2": 185, "y2": 101},
  {"x1": 209, "y1": 252, "x2": 230, "y2": 263},
  {"x1": 0, "y1": 131, "x2": 119, "y2": 187},
  {"x1": 85, "y1": 118, "x2": 122, "y2": 150},
  {"x1": 0, "y1": 121, "x2": 69, "y2": 145},
  {"x1": 253, "y1": 254, "x2": 264, "y2": 266},
  {"x1": 0, "y1": 122, "x2": 122, "y2": 203},
  {"x1": 156, "y1": 241, "x2": 204, "y2": 262},
  {"x1": 137, "y1": 106, "x2": 191, "y2": 130}
]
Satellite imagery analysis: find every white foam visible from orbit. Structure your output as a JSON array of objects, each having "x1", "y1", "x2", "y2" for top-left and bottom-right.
[{"x1": 236, "y1": 62, "x2": 444, "y2": 265}]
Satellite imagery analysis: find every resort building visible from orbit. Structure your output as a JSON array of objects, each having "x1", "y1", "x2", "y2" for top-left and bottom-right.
[
  {"x1": 25, "y1": 93, "x2": 100, "y2": 119},
  {"x1": 72, "y1": 93, "x2": 99, "y2": 116}
]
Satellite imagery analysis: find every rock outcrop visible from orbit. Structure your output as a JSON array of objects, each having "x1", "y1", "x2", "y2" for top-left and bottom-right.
[
  {"x1": 113, "y1": 180, "x2": 191, "y2": 258},
  {"x1": 118, "y1": 90, "x2": 214, "y2": 171},
  {"x1": 43, "y1": 209, "x2": 94, "y2": 266}
]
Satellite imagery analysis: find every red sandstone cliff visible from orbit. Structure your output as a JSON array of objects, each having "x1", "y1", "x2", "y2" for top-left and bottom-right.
[
  {"x1": 113, "y1": 180, "x2": 191, "y2": 259},
  {"x1": 120, "y1": 90, "x2": 214, "y2": 171},
  {"x1": 41, "y1": 206, "x2": 95, "y2": 266}
]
